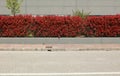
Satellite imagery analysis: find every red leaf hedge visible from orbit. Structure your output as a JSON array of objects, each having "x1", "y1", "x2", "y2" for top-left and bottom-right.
[
  {"x1": 84, "y1": 15, "x2": 120, "y2": 37},
  {"x1": 0, "y1": 15, "x2": 120, "y2": 37},
  {"x1": 0, "y1": 15, "x2": 33, "y2": 37},
  {"x1": 34, "y1": 16, "x2": 83, "y2": 37}
]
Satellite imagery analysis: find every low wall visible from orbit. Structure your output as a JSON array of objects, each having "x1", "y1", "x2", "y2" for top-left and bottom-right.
[{"x1": 0, "y1": 38, "x2": 120, "y2": 44}]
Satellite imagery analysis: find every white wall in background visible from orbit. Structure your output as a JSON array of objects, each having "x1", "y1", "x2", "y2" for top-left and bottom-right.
[{"x1": 0, "y1": 0, "x2": 120, "y2": 15}]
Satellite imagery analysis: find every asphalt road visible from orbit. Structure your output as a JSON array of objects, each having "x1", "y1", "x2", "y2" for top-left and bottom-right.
[{"x1": 0, "y1": 51, "x2": 120, "y2": 76}]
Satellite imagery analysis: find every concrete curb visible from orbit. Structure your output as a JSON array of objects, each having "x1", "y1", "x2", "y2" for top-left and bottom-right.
[{"x1": 0, "y1": 44, "x2": 120, "y2": 51}]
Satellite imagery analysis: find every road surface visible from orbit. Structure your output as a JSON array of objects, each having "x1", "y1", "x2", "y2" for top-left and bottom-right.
[{"x1": 0, "y1": 51, "x2": 120, "y2": 76}]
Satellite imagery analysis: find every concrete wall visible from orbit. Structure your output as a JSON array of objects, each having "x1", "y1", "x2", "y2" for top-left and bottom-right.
[{"x1": 0, "y1": 0, "x2": 120, "y2": 15}]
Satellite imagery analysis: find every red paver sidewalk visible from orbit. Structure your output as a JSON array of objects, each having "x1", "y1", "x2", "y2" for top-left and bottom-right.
[{"x1": 0, "y1": 44, "x2": 120, "y2": 51}]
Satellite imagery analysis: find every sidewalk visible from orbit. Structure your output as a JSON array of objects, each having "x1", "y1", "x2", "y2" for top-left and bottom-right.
[{"x1": 0, "y1": 44, "x2": 120, "y2": 51}]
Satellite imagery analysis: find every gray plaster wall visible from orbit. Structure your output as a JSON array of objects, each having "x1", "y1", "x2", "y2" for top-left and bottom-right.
[{"x1": 0, "y1": 0, "x2": 120, "y2": 15}]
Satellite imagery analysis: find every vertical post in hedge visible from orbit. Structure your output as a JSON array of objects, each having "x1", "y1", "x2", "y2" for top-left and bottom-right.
[{"x1": 6, "y1": 0, "x2": 23, "y2": 16}]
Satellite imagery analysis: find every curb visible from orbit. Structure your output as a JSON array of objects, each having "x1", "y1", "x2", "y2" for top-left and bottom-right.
[{"x1": 0, "y1": 44, "x2": 120, "y2": 51}]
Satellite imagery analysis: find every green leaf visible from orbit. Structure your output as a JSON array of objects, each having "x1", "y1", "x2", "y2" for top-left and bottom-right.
[{"x1": 6, "y1": 0, "x2": 23, "y2": 16}]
